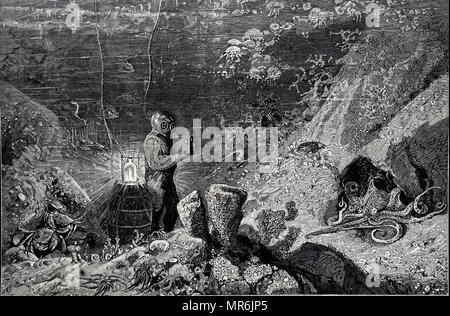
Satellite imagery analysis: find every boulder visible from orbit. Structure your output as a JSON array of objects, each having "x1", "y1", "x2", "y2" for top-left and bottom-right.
[
  {"x1": 256, "y1": 269, "x2": 300, "y2": 295},
  {"x1": 286, "y1": 242, "x2": 385, "y2": 294},
  {"x1": 253, "y1": 209, "x2": 286, "y2": 245},
  {"x1": 220, "y1": 280, "x2": 251, "y2": 295},
  {"x1": 389, "y1": 118, "x2": 448, "y2": 203},
  {"x1": 176, "y1": 190, "x2": 209, "y2": 241},
  {"x1": 205, "y1": 184, "x2": 247, "y2": 248},
  {"x1": 210, "y1": 255, "x2": 241, "y2": 282},
  {"x1": 240, "y1": 208, "x2": 303, "y2": 259},
  {"x1": 360, "y1": 75, "x2": 449, "y2": 205},
  {"x1": 242, "y1": 263, "x2": 273, "y2": 284}
]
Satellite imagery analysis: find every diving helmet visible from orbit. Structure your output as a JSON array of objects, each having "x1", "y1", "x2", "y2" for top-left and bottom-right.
[{"x1": 150, "y1": 110, "x2": 176, "y2": 134}]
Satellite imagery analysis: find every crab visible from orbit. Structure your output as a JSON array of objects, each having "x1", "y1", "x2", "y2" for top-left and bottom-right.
[
  {"x1": 11, "y1": 199, "x2": 84, "y2": 258},
  {"x1": 44, "y1": 200, "x2": 80, "y2": 235},
  {"x1": 217, "y1": 46, "x2": 244, "y2": 63},
  {"x1": 13, "y1": 227, "x2": 66, "y2": 258}
]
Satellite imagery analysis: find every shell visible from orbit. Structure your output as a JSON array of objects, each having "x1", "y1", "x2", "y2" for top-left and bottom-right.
[{"x1": 149, "y1": 239, "x2": 170, "y2": 252}]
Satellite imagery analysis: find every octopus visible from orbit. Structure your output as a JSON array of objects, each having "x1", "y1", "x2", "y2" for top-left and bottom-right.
[{"x1": 305, "y1": 179, "x2": 447, "y2": 244}]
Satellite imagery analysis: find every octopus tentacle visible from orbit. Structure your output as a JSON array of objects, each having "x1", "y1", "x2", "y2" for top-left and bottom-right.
[
  {"x1": 313, "y1": 185, "x2": 446, "y2": 243},
  {"x1": 338, "y1": 198, "x2": 347, "y2": 209},
  {"x1": 368, "y1": 219, "x2": 403, "y2": 244},
  {"x1": 305, "y1": 217, "x2": 369, "y2": 239},
  {"x1": 413, "y1": 186, "x2": 442, "y2": 215},
  {"x1": 327, "y1": 198, "x2": 347, "y2": 226},
  {"x1": 436, "y1": 202, "x2": 446, "y2": 209},
  {"x1": 400, "y1": 203, "x2": 447, "y2": 223},
  {"x1": 327, "y1": 210, "x2": 344, "y2": 226},
  {"x1": 377, "y1": 202, "x2": 413, "y2": 218},
  {"x1": 345, "y1": 212, "x2": 364, "y2": 219},
  {"x1": 373, "y1": 186, "x2": 445, "y2": 219}
]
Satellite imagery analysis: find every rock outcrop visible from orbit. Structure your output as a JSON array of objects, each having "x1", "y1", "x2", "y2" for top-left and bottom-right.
[
  {"x1": 361, "y1": 75, "x2": 449, "y2": 203},
  {"x1": 1, "y1": 81, "x2": 61, "y2": 166},
  {"x1": 290, "y1": 20, "x2": 448, "y2": 170},
  {"x1": 205, "y1": 184, "x2": 248, "y2": 248},
  {"x1": 176, "y1": 190, "x2": 209, "y2": 240}
]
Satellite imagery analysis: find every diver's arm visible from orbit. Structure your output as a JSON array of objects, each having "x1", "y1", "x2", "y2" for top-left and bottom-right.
[{"x1": 144, "y1": 138, "x2": 179, "y2": 171}]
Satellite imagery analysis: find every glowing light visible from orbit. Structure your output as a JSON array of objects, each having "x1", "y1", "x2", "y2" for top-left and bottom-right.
[{"x1": 123, "y1": 158, "x2": 137, "y2": 183}]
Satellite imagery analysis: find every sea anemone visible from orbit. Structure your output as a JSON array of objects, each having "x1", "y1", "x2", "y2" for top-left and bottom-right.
[
  {"x1": 91, "y1": 253, "x2": 100, "y2": 262},
  {"x1": 269, "y1": 23, "x2": 280, "y2": 31},
  {"x1": 242, "y1": 28, "x2": 264, "y2": 43}
]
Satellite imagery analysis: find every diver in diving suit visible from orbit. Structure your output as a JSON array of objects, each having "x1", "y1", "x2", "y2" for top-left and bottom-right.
[{"x1": 144, "y1": 110, "x2": 185, "y2": 232}]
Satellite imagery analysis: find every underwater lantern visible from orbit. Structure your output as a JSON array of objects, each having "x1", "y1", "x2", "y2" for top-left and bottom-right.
[
  {"x1": 120, "y1": 155, "x2": 142, "y2": 184},
  {"x1": 98, "y1": 153, "x2": 154, "y2": 242}
]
